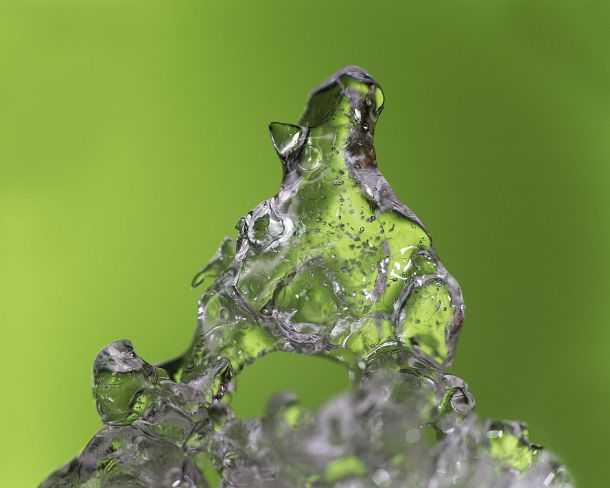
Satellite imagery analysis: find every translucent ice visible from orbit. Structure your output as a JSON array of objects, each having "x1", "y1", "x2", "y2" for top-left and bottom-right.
[{"x1": 41, "y1": 67, "x2": 572, "y2": 488}]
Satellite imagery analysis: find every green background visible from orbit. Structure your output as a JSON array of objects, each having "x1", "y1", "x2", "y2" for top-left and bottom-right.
[{"x1": 0, "y1": 1, "x2": 608, "y2": 486}]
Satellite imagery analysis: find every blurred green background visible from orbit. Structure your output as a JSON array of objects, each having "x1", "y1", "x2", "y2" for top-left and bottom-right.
[{"x1": 0, "y1": 0, "x2": 608, "y2": 486}]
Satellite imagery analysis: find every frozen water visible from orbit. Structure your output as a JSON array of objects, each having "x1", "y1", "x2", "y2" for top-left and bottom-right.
[{"x1": 41, "y1": 67, "x2": 572, "y2": 488}]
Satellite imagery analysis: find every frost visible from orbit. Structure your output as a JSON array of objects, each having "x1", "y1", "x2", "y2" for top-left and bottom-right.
[{"x1": 42, "y1": 66, "x2": 572, "y2": 488}]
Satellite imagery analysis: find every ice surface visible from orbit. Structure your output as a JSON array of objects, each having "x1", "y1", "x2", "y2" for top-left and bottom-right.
[{"x1": 41, "y1": 66, "x2": 572, "y2": 488}]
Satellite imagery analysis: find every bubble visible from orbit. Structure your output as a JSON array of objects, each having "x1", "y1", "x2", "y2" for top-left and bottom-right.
[{"x1": 372, "y1": 469, "x2": 391, "y2": 487}]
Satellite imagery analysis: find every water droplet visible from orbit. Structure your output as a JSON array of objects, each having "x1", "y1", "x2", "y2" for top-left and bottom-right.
[{"x1": 298, "y1": 144, "x2": 322, "y2": 172}]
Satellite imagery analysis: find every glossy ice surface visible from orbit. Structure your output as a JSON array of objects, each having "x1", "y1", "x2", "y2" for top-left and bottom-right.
[{"x1": 42, "y1": 67, "x2": 571, "y2": 488}]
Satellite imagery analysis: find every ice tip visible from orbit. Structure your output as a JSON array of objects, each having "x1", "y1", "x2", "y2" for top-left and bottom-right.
[
  {"x1": 301, "y1": 66, "x2": 385, "y2": 127},
  {"x1": 269, "y1": 122, "x2": 307, "y2": 162},
  {"x1": 312, "y1": 65, "x2": 380, "y2": 93}
]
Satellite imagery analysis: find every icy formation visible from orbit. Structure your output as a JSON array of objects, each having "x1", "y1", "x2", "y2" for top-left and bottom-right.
[{"x1": 42, "y1": 67, "x2": 572, "y2": 488}]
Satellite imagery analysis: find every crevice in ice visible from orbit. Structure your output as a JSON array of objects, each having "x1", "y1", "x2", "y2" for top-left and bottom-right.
[{"x1": 229, "y1": 353, "x2": 351, "y2": 419}]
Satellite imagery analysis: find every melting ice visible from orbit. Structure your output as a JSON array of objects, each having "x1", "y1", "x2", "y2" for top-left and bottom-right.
[{"x1": 42, "y1": 66, "x2": 572, "y2": 488}]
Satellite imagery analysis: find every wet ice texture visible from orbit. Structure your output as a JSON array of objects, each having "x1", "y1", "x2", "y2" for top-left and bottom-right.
[{"x1": 42, "y1": 67, "x2": 572, "y2": 488}]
